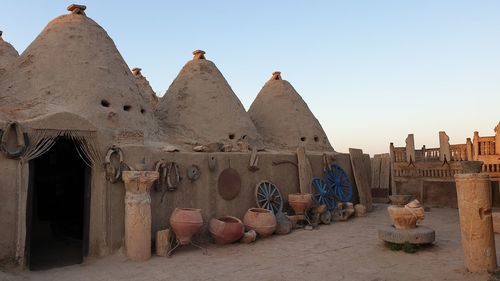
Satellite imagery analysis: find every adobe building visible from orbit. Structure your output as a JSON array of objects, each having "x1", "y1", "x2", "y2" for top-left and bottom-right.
[{"x1": 0, "y1": 5, "x2": 355, "y2": 270}]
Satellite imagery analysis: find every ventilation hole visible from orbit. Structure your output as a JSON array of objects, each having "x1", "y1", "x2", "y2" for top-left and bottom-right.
[
  {"x1": 300, "y1": 137, "x2": 306, "y2": 142},
  {"x1": 241, "y1": 135, "x2": 247, "y2": 140},
  {"x1": 101, "y1": 100, "x2": 110, "y2": 107},
  {"x1": 229, "y1": 134, "x2": 235, "y2": 140},
  {"x1": 314, "y1": 136, "x2": 319, "y2": 142},
  {"x1": 123, "y1": 105, "x2": 132, "y2": 111},
  {"x1": 140, "y1": 108, "x2": 146, "y2": 114}
]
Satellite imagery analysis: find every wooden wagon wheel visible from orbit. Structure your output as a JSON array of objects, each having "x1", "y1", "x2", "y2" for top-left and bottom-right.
[
  {"x1": 255, "y1": 180, "x2": 283, "y2": 214},
  {"x1": 312, "y1": 177, "x2": 336, "y2": 212},
  {"x1": 325, "y1": 164, "x2": 353, "y2": 202}
]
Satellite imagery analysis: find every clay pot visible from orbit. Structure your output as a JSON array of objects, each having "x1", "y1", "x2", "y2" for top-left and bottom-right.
[
  {"x1": 354, "y1": 204, "x2": 367, "y2": 217},
  {"x1": 240, "y1": 230, "x2": 257, "y2": 244},
  {"x1": 243, "y1": 208, "x2": 277, "y2": 237},
  {"x1": 288, "y1": 193, "x2": 313, "y2": 215},
  {"x1": 209, "y1": 216, "x2": 244, "y2": 245},
  {"x1": 387, "y1": 205, "x2": 425, "y2": 230},
  {"x1": 389, "y1": 195, "x2": 412, "y2": 206},
  {"x1": 169, "y1": 208, "x2": 203, "y2": 245}
]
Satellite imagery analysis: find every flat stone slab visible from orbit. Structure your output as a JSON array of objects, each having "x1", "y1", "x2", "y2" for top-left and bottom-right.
[{"x1": 378, "y1": 225, "x2": 435, "y2": 244}]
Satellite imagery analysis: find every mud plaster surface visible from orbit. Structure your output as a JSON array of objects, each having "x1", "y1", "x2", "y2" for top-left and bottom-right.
[{"x1": 2, "y1": 205, "x2": 498, "y2": 281}]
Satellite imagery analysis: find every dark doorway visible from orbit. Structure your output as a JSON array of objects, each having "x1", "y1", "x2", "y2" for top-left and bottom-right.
[{"x1": 26, "y1": 138, "x2": 88, "y2": 270}]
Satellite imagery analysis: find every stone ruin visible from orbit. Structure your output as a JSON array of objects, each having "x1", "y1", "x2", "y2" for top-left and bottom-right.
[
  {"x1": 0, "y1": 5, "x2": 359, "y2": 270},
  {"x1": 390, "y1": 122, "x2": 500, "y2": 208}
]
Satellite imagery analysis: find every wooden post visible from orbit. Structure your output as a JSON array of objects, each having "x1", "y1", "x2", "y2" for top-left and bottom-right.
[
  {"x1": 455, "y1": 173, "x2": 497, "y2": 273},
  {"x1": 296, "y1": 147, "x2": 312, "y2": 194},
  {"x1": 349, "y1": 148, "x2": 373, "y2": 211}
]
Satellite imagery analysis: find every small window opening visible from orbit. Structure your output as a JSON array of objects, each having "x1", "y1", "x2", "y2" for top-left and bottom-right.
[
  {"x1": 123, "y1": 105, "x2": 132, "y2": 111},
  {"x1": 314, "y1": 136, "x2": 319, "y2": 142},
  {"x1": 300, "y1": 137, "x2": 306, "y2": 142},
  {"x1": 101, "y1": 100, "x2": 110, "y2": 107},
  {"x1": 229, "y1": 134, "x2": 235, "y2": 140},
  {"x1": 140, "y1": 108, "x2": 146, "y2": 114}
]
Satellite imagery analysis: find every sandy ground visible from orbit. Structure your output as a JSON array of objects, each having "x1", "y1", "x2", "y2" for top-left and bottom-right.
[{"x1": 1, "y1": 204, "x2": 499, "y2": 281}]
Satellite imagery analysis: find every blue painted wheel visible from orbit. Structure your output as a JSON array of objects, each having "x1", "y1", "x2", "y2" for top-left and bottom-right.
[
  {"x1": 325, "y1": 164, "x2": 353, "y2": 202},
  {"x1": 311, "y1": 177, "x2": 336, "y2": 211}
]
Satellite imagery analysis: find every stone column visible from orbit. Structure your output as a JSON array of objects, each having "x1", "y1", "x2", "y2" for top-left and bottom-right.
[
  {"x1": 466, "y1": 138, "x2": 473, "y2": 161},
  {"x1": 405, "y1": 134, "x2": 415, "y2": 163},
  {"x1": 455, "y1": 172, "x2": 497, "y2": 273},
  {"x1": 122, "y1": 171, "x2": 159, "y2": 262},
  {"x1": 439, "y1": 131, "x2": 450, "y2": 163},
  {"x1": 473, "y1": 131, "x2": 480, "y2": 161},
  {"x1": 495, "y1": 122, "x2": 500, "y2": 155}
]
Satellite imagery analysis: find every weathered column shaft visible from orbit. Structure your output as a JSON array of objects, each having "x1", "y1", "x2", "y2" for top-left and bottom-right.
[
  {"x1": 122, "y1": 171, "x2": 159, "y2": 262},
  {"x1": 455, "y1": 173, "x2": 497, "y2": 273},
  {"x1": 125, "y1": 192, "x2": 151, "y2": 261}
]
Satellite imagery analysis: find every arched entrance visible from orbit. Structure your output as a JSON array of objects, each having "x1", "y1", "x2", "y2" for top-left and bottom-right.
[{"x1": 25, "y1": 137, "x2": 90, "y2": 270}]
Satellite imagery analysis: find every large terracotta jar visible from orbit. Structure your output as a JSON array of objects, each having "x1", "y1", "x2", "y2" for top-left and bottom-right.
[
  {"x1": 288, "y1": 193, "x2": 313, "y2": 215},
  {"x1": 243, "y1": 208, "x2": 277, "y2": 237},
  {"x1": 388, "y1": 201, "x2": 425, "y2": 230},
  {"x1": 169, "y1": 208, "x2": 203, "y2": 245},
  {"x1": 209, "y1": 216, "x2": 244, "y2": 245}
]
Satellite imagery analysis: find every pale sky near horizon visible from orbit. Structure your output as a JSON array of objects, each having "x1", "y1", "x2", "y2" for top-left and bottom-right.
[{"x1": 1, "y1": 1, "x2": 499, "y2": 155}]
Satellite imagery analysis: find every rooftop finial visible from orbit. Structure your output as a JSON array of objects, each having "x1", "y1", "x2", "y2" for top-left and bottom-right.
[
  {"x1": 67, "y1": 4, "x2": 87, "y2": 15},
  {"x1": 271, "y1": 71, "x2": 282, "y2": 81},
  {"x1": 193, "y1": 50, "x2": 206, "y2": 60},
  {"x1": 131, "y1": 67, "x2": 142, "y2": 76}
]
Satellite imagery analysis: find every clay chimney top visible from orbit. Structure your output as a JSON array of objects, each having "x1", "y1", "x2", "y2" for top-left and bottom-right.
[
  {"x1": 67, "y1": 4, "x2": 87, "y2": 15},
  {"x1": 131, "y1": 67, "x2": 142, "y2": 76},
  {"x1": 271, "y1": 71, "x2": 282, "y2": 81},
  {"x1": 0, "y1": 31, "x2": 3, "y2": 41},
  {"x1": 193, "y1": 50, "x2": 206, "y2": 60}
]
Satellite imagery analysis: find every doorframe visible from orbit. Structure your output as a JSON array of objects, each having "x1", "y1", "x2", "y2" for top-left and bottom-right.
[{"x1": 23, "y1": 138, "x2": 92, "y2": 269}]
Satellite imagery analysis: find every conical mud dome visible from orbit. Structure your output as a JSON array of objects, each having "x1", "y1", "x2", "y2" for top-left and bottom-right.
[
  {"x1": 132, "y1": 67, "x2": 159, "y2": 107},
  {"x1": 156, "y1": 50, "x2": 263, "y2": 148},
  {"x1": 0, "y1": 31, "x2": 19, "y2": 77},
  {"x1": 0, "y1": 5, "x2": 154, "y2": 142},
  {"x1": 248, "y1": 72, "x2": 333, "y2": 151}
]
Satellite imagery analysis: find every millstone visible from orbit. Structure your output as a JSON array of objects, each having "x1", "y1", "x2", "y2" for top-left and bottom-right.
[{"x1": 378, "y1": 225, "x2": 435, "y2": 244}]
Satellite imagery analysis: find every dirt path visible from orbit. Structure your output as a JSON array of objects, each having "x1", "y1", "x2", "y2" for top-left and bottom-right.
[{"x1": 1, "y1": 204, "x2": 498, "y2": 281}]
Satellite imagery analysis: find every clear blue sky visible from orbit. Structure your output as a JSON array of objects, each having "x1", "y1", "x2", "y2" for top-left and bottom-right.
[{"x1": 1, "y1": 1, "x2": 499, "y2": 155}]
